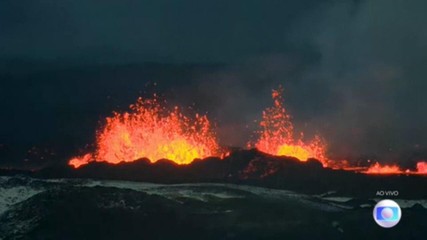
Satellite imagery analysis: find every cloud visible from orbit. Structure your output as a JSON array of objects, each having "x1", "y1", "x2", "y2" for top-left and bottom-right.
[
  {"x1": 287, "y1": 0, "x2": 427, "y2": 159},
  {"x1": 183, "y1": 0, "x2": 427, "y2": 160},
  {"x1": 1, "y1": 0, "x2": 427, "y2": 163}
]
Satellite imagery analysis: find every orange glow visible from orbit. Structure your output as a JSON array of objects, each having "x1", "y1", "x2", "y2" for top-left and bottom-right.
[
  {"x1": 362, "y1": 161, "x2": 427, "y2": 175},
  {"x1": 251, "y1": 87, "x2": 328, "y2": 166},
  {"x1": 69, "y1": 96, "x2": 220, "y2": 168},
  {"x1": 69, "y1": 153, "x2": 93, "y2": 168},
  {"x1": 364, "y1": 162, "x2": 402, "y2": 174},
  {"x1": 416, "y1": 161, "x2": 427, "y2": 174}
]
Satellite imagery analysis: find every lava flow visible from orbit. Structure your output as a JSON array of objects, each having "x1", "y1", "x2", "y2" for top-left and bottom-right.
[
  {"x1": 69, "y1": 96, "x2": 220, "y2": 168},
  {"x1": 250, "y1": 87, "x2": 328, "y2": 166},
  {"x1": 364, "y1": 162, "x2": 403, "y2": 174},
  {"x1": 364, "y1": 161, "x2": 427, "y2": 175},
  {"x1": 417, "y1": 161, "x2": 427, "y2": 174}
]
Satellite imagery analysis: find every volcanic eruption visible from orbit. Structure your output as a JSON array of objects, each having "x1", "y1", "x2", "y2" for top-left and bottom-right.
[
  {"x1": 249, "y1": 87, "x2": 328, "y2": 166},
  {"x1": 248, "y1": 86, "x2": 427, "y2": 175},
  {"x1": 69, "y1": 96, "x2": 221, "y2": 168},
  {"x1": 364, "y1": 161, "x2": 427, "y2": 175},
  {"x1": 68, "y1": 88, "x2": 427, "y2": 176}
]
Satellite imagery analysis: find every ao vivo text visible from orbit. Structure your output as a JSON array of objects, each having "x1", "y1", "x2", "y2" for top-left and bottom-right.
[{"x1": 376, "y1": 190, "x2": 399, "y2": 197}]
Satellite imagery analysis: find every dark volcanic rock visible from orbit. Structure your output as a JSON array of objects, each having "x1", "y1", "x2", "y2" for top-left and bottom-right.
[
  {"x1": 1, "y1": 149, "x2": 427, "y2": 199},
  {"x1": 0, "y1": 179, "x2": 426, "y2": 240}
]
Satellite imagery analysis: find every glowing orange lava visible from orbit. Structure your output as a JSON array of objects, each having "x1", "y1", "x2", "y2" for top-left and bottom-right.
[
  {"x1": 69, "y1": 153, "x2": 93, "y2": 168},
  {"x1": 364, "y1": 162, "x2": 402, "y2": 174},
  {"x1": 363, "y1": 161, "x2": 427, "y2": 175},
  {"x1": 416, "y1": 161, "x2": 427, "y2": 174},
  {"x1": 251, "y1": 87, "x2": 328, "y2": 166},
  {"x1": 69, "y1": 96, "x2": 220, "y2": 168}
]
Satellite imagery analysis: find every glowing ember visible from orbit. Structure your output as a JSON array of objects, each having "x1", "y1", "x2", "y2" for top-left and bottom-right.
[
  {"x1": 363, "y1": 161, "x2": 427, "y2": 175},
  {"x1": 69, "y1": 153, "x2": 93, "y2": 168},
  {"x1": 365, "y1": 162, "x2": 402, "y2": 174},
  {"x1": 416, "y1": 161, "x2": 427, "y2": 174},
  {"x1": 251, "y1": 87, "x2": 328, "y2": 166},
  {"x1": 69, "y1": 96, "x2": 220, "y2": 168}
]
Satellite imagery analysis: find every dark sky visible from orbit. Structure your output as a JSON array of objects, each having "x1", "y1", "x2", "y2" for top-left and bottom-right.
[
  {"x1": 1, "y1": 0, "x2": 427, "y2": 167},
  {"x1": 0, "y1": 0, "x2": 326, "y2": 62}
]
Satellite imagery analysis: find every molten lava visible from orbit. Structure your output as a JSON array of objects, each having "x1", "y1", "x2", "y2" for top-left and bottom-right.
[
  {"x1": 69, "y1": 153, "x2": 93, "y2": 169},
  {"x1": 69, "y1": 96, "x2": 220, "y2": 168},
  {"x1": 68, "y1": 89, "x2": 427, "y2": 176},
  {"x1": 364, "y1": 162, "x2": 402, "y2": 174},
  {"x1": 416, "y1": 161, "x2": 427, "y2": 174},
  {"x1": 251, "y1": 87, "x2": 328, "y2": 166},
  {"x1": 363, "y1": 161, "x2": 427, "y2": 175}
]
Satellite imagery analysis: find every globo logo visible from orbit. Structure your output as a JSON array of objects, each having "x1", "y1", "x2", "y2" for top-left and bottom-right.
[{"x1": 373, "y1": 199, "x2": 402, "y2": 228}]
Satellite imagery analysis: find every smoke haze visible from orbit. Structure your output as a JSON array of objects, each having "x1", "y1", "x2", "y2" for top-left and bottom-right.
[{"x1": 1, "y1": 0, "x2": 427, "y2": 167}]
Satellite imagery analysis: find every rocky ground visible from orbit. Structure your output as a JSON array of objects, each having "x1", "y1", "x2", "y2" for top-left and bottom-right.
[{"x1": 0, "y1": 176, "x2": 426, "y2": 240}]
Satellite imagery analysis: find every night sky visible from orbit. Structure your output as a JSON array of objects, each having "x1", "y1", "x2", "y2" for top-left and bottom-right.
[{"x1": 1, "y1": 0, "x2": 427, "y2": 167}]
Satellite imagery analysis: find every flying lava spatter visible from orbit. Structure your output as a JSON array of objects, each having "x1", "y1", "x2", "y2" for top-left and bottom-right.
[
  {"x1": 69, "y1": 96, "x2": 220, "y2": 168},
  {"x1": 250, "y1": 87, "x2": 328, "y2": 166},
  {"x1": 249, "y1": 87, "x2": 427, "y2": 175},
  {"x1": 69, "y1": 90, "x2": 427, "y2": 175}
]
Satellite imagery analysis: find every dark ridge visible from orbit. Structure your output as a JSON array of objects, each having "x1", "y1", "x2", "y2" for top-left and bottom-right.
[{"x1": 1, "y1": 149, "x2": 426, "y2": 199}]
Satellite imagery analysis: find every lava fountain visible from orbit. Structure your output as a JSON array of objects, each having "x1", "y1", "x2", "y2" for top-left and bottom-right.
[
  {"x1": 250, "y1": 87, "x2": 328, "y2": 166},
  {"x1": 69, "y1": 96, "x2": 220, "y2": 168}
]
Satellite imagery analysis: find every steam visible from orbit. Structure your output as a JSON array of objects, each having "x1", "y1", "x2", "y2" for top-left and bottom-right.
[
  {"x1": 184, "y1": 0, "x2": 427, "y2": 163},
  {"x1": 2, "y1": 0, "x2": 427, "y2": 167},
  {"x1": 295, "y1": 0, "x2": 427, "y2": 160}
]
